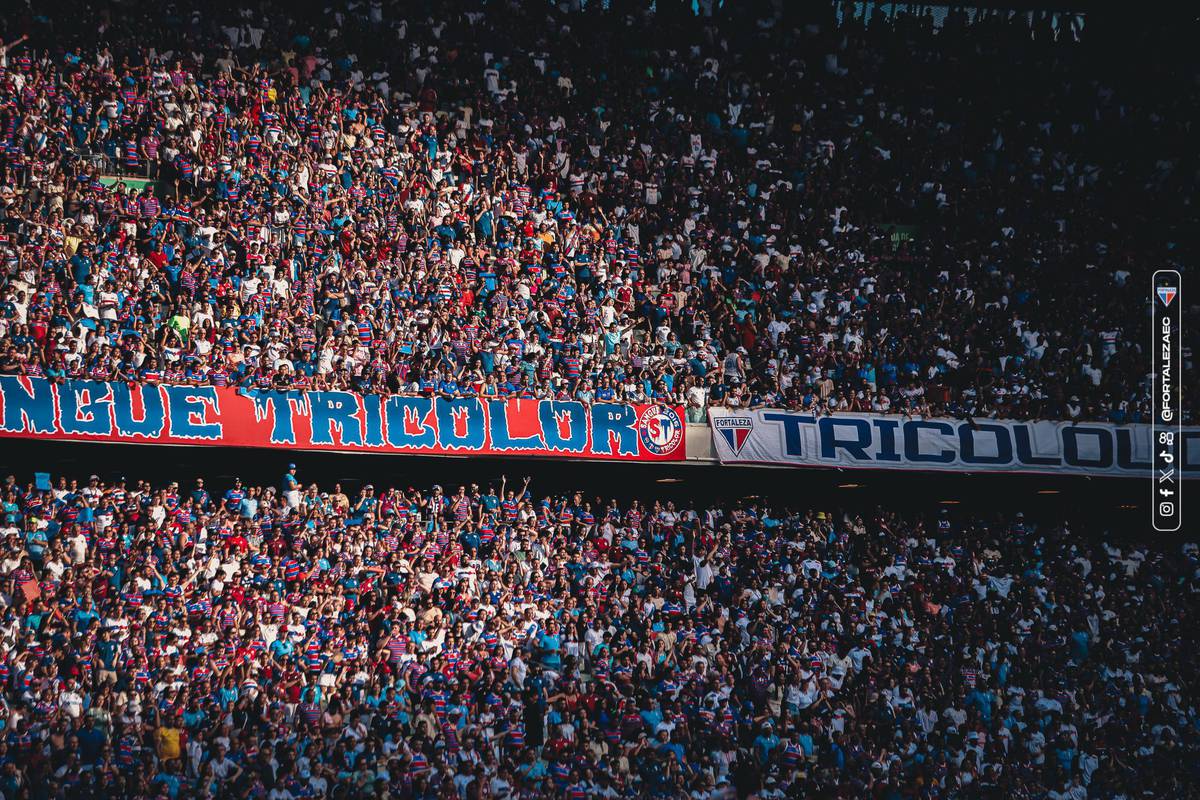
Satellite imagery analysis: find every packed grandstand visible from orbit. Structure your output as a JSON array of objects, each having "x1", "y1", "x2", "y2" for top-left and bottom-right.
[
  {"x1": 0, "y1": 0, "x2": 1193, "y2": 425},
  {"x1": 0, "y1": 468, "x2": 1195, "y2": 800},
  {"x1": 0, "y1": 1, "x2": 1195, "y2": 799}
]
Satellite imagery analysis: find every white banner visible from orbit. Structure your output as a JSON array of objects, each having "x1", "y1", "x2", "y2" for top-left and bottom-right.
[{"x1": 708, "y1": 409, "x2": 1200, "y2": 478}]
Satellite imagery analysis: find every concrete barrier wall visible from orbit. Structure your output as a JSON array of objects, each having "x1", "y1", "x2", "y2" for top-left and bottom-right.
[{"x1": 686, "y1": 423, "x2": 717, "y2": 463}]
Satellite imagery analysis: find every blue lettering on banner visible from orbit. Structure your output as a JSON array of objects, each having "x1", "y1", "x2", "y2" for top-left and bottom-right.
[
  {"x1": 0, "y1": 376, "x2": 57, "y2": 434},
  {"x1": 540, "y1": 401, "x2": 588, "y2": 454},
  {"x1": 0, "y1": 379, "x2": 684, "y2": 460},
  {"x1": 1061, "y1": 426, "x2": 1113, "y2": 469},
  {"x1": 872, "y1": 418, "x2": 903, "y2": 462},
  {"x1": 711, "y1": 409, "x2": 1196, "y2": 477},
  {"x1": 762, "y1": 411, "x2": 815, "y2": 457},
  {"x1": 384, "y1": 396, "x2": 437, "y2": 449},
  {"x1": 959, "y1": 423, "x2": 1013, "y2": 465},
  {"x1": 163, "y1": 385, "x2": 222, "y2": 440},
  {"x1": 436, "y1": 398, "x2": 486, "y2": 450},
  {"x1": 1013, "y1": 425, "x2": 1061, "y2": 467},
  {"x1": 590, "y1": 404, "x2": 639, "y2": 456},
  {"x1": 903, "y1": 420, "x2": 955, "y2": 463},
  {"x1": 251, "y1": 392, "x2": 298, "y2": 445},
  {"x1": 362, "y1": 394, "x2": 386, "y2": 448},
  {"x1": 488, "y1": 400, "x2": 545, "y2": 451},
  {"x1": 819, "y1": 417, "x2": 872, "y2": 461},
  {"x1": 1115, "y1": 428, "x2": 1151, "y2": 471},
  {"x1": 111, "y1": 383, "x2": 166, "y2": 438},
  {"x1": 1183, "y1": 431, "x2": 1200, "y2": 471},
  {"x1": 307, "y1": 391, "x2": 364, "y2": 447},
  {"x1": 58, "y1": 381, "x2": 114, "y2": 436}
]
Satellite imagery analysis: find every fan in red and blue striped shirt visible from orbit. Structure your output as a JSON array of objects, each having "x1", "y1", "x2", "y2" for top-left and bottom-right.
[
  {"x1": 505, "y1": 719, "x2": 524, "y2": 749},
  {"x1": 117, "y1": 733, "x2": 138, "y2": 766},
  {"x1": 282, "y1": 556, "x2": 302, "y2": 582},
  {"x1": 123, "y1": 137, "x2": 139, "y2": 170},
  {"x1": 354, "y1": 315, "x2": 374, "y2": 345},
  {"x1": 385, "y1": 631, "x2": 408, "y2": 665},
  {"x1": 300, "y1": 695, "x2": 322, "y2": 727},
  {"x1": 549, "y1": 761, "x2": 571, "y2": 787},
  {"x1": 304, "y1": 639, "x2": 324, "y2": 672},
  {"x1": 185, "y1": 597, "x2": 211, "y2": 617},
  {"x1": 408, "y1": 750, "x2": 429, "y2": 775}
]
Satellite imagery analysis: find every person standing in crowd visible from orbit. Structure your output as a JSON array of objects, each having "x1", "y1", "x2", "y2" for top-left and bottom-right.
[{"x1": 282, "y1": 462, "x2": 301, "y2": 508}]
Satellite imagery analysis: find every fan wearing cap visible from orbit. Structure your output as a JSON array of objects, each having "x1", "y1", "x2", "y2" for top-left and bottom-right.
[{"x1": 282, "y1": 463, "x2": 301, "y2": 509}]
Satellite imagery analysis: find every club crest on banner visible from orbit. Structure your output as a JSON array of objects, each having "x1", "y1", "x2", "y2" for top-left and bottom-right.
[
  {"x1": 713, "y1": 416, "x2": 753, "y2": 455},
  {"x1": 637, "y1": 404, "x2": 684, "y2": 456}
]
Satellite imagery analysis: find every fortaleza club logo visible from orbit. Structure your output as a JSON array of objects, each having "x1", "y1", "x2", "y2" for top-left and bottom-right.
[
  {"x1": 1157, "y1": 286, "x2": 1177, "y2": 306},
  {"x1": 637, "y1": 404, "x2": 684, "y2": 456},
  {"x1": 713, "y1": 416, "x2": 754, "y2": 455}
]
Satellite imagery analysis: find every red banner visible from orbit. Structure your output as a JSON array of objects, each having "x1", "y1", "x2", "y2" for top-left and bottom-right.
[{"x1": 0, "y1": 377, "x2": 686, "y2": 461}]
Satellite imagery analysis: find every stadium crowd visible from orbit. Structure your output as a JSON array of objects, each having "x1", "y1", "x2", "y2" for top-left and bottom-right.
[
  {"x1": 0, "y1": 0, "x2": 1194, "y2": 425},
  {"x1": 0, "y1": 465, "x2": 1192, "y2": 799}
]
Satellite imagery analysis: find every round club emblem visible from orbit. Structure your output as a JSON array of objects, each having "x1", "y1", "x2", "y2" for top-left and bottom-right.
[{"x1": 637, "y1": 404, "x2": 683, "y2": 456}]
